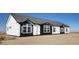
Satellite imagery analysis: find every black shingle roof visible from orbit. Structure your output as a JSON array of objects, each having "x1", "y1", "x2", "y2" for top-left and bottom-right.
[{"x1": 11, "y1": 13, "x2": 69, "y2": 27}]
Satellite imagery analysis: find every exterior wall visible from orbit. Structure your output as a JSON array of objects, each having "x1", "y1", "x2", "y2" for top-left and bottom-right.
[
  {"x1": 6, "y1": 15, "x2": 20, "y2": 36},
  {"x1": 33, "y1": 24, "x2": 40, "y2": 35},
  {"x1": 52, "y1": 26, "x2": 60, "y2": 34},
  {"x1": 64, "y1": 27, "x2": 70, "y2": 33},
  {"x1": 6, "y1": 15, "x2": 70, "y2": 36}
]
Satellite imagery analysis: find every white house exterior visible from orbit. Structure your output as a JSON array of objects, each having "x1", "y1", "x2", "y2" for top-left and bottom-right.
[
  {"x1": 6, "y1": 15, "x2": 20, "y2": 36},
  {"x1": 6, "y1": 13, "x2": 70, "y2": 37},
  {"x1": 33, "y1": 24, "x2": 40, "y2": 35},
  {"x1": 52, "y1": 26, "x2": 60, "y2": 34}
]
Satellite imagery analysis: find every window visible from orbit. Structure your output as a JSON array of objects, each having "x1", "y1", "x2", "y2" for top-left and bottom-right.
[
  {"x1": 53, "y1": 27, "x2": 56, "y2": 32},
  {"x1": 22, "y1": 23, "x2": 32, "y2": 34},
  {"x1": 66, "y1": 28, "x2": 68, "y2": 32},
  {"x1": 27, "y1": 27, "x2": 31, "y2": 33},
  {"x1": 43, "y1": 25, "x2": 50, "y2": 33},
  {"x1": 9, "y1": 26, "x2": 12, "y2": 29},
  {"x1": 7, "y1": 26, "x2": 12, "y2": 31},
  {"x1": 60, "y1": 28, "x2": 64, "y2": 32},
  {"x1": 23, "y1": 27, "x2": 26, "y2": 32}
]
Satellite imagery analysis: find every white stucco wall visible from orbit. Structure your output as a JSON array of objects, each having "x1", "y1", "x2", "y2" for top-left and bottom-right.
[
  {"x1": 64, "y1": 27, "x2": 70, "y2": 33},
  {"x1": 33, "y1": 24, "x2": 40, "y2": 35},
  {"x1": 52, "y1": 26, "x2": 60, "y2": 34},
  {"x1": 6, "y1": 15, "x2": 20, "y2": 36}
]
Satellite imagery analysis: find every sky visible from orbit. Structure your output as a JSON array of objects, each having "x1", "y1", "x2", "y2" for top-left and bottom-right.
[{"x1": 0, "y1": 13, "x2": 79, "y2": 32}]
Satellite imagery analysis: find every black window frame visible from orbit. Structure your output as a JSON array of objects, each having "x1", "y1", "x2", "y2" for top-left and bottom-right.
[
  {"x1": 22, "y1": 23, "x2": 32, "y2": 34},
  {"x1": 66, "y1": 28, "x2": 68, "y2": 32},
  {"x1": 43, "y1": 25, "x2": 50, "y2": 33},
  {"x1": 53, "y1": 27, "x2": 56, "y2": 32}
]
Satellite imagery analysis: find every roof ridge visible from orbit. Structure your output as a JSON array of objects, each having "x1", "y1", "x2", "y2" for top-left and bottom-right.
[
  {"x1": 10, "y1": 13, "x2": 61, "y2": 22},
  {"x1": 10, "y1": 13, "x2": 69, "y2": 27}
]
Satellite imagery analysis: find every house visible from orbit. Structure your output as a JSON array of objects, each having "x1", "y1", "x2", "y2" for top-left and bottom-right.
[{"x1": 6, "y1": 13, "x2": 70, "y2": 36}]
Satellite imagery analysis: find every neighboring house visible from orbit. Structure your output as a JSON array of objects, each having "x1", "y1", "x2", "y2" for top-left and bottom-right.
[{"x1": 6, "y1": 13, "x2": 70, "y2": 36}]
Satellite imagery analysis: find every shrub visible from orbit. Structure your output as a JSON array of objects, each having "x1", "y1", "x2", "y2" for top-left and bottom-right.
[{"x1": 0, "y1": 36, "x2": 5, "y2": 41}]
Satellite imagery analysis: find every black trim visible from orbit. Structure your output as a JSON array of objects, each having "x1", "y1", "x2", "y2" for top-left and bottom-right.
[
  {"x1": 20, "y1": 21, "x2": 33, "y2": 37},
  {"x1": 40, "y1": 23, "x2": 52, "y2": 35},
  {"x1": 60, "y1": 26, "x2": 65, "y2": 34}
]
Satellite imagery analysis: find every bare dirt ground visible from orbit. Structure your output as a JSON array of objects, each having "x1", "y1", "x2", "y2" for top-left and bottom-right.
[{"x1": 0, "y1": 32, "x2": 79, "y2": 45}]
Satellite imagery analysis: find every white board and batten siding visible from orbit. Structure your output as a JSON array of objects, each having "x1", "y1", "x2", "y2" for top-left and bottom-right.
[
  {"x1": 6, "y1": 15, "x2": 20, "y2": 36},
  {"x1": 6, "y1": 15, "x2": 70, "y2": 36},
  {"x1": 33, "y1": 24, "x2": 40, "y2": 35},
  {"x1": 52, "y1": 26, "x2": 60, "y2": 34}
]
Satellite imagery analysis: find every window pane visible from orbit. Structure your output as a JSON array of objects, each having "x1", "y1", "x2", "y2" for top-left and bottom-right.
[
  {"x1": 44, "y1": 30, "x2": 46, "y2": 32},
  {"x1": 23, "y1": 27, "x2": 26, "y2": 29},
  {"x1": 28, "y1": 29, "x2": 31, "y2": 32},
  {"x1": 47, "y1": 29, "x2": 50, "y2": 32},
  {"x1": 53, "y1": 28, "x2": 56, "y2": 32},
  {"x1": 23, "y1": 30, "x2": 26, "y2": 32},
  {"x1": 27, "y1": 24, "x2": 32, "y2": 33},
  {"x1": 28, "y1": 27, "x2": 31, "y2": 33},
  {"x1": 23, "y1": 27, "x2": 26, "y2": 32},
  {"x1": 28, "y1": 27, "x2": 31, "y2": 29},
  {"x1": 66, "y1": 28, "x2": 68, "y2": 32}
]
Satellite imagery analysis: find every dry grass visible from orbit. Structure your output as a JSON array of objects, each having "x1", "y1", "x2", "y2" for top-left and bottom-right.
[
  {"x1": 0, "y1": 32, "x2": 6, "y2": 43},
  {"x1": 0, "y1": 32, "x2": 79, "y2": 45},
  {"x1": 0, "y1": 32, "x2": 6, "y2": 35},
  {"x1": 0, "y1": 32, "x2": 16, "y2": 43}
]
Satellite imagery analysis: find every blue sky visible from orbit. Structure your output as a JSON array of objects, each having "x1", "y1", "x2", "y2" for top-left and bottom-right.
[{"x1": 0, "y1": 13, "x2": 79, "y2": 32}]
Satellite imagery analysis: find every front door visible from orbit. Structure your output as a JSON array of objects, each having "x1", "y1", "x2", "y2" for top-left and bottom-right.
[{"x1": 60, "y1": 27, "x2": 65, "y2": 34}]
